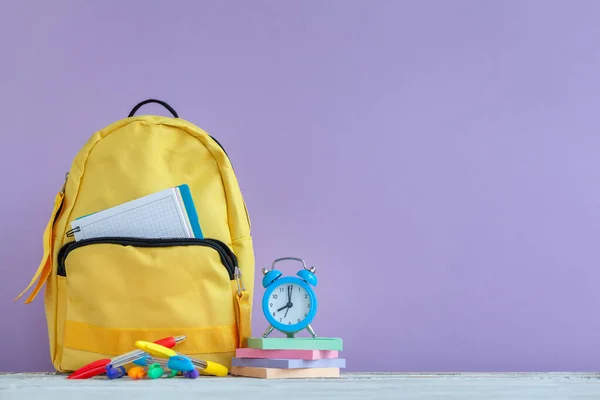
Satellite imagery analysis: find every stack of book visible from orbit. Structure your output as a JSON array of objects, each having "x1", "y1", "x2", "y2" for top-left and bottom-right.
[{"x1": 230, "y1": 337, "x2": 345, "y2": 379}]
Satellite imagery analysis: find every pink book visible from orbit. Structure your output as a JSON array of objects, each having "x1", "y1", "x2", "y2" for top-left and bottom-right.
[{"x1": 235, "y1": 348, "x2": 339, "y2": 360}]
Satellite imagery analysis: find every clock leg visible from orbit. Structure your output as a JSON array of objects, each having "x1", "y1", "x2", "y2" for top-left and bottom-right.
[
  {"x1": 306, "y1": 324, "x2": 317, "y2": 338},
  {"x1": 262, "y1": 325, "x2": 274, "y2": 338}
]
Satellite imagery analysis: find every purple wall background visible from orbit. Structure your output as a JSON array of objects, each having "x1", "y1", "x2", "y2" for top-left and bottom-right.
[{"x1": 2, "y1": 0, "x2": 600, "y2": 373}]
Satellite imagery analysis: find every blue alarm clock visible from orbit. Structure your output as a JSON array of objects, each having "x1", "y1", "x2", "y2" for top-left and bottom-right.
[{"x1": 261, "y1": 257, "x2": 318, "y2": 338}]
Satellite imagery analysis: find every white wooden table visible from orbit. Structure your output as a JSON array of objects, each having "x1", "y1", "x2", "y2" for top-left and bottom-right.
[{"x1": 1, "y1": 372, "x2": 599, "y2": 399}]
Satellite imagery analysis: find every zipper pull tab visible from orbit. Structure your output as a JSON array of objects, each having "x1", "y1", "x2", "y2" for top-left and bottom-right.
[
  {"x1": 233, "y1": 265, "x2": 251, "y2": 348},
  {"x1": 234, "y1": 266, "x2": 245, "y2": 296}
]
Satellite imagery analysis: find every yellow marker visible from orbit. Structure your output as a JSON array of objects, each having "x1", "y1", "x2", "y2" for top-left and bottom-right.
[
  {"x1": 201, "y1": 360, "x2": 229, "y2": 377},
  {"x1": 135, "y1": 340, "x2": 177, "y2": 358}
]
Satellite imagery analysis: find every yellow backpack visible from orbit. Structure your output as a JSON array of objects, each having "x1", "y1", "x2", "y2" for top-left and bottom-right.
[{"x1": 16, "y1": 99, "x2": 254, "y2": 372}]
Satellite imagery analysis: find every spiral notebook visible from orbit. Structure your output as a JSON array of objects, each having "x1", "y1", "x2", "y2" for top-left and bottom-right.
[{"x1": 67, "y1": 184, "x2": 203, "y2": 241}]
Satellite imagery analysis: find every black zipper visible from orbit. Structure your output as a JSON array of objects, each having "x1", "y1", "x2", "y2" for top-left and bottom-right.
[{"x1": 56, "y1": 236, "x2": 237, "y2": 278}]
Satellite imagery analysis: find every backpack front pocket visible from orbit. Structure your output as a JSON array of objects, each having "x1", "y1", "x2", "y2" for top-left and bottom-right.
[{"x1": 55, "y1": 236, "x2": 242, "y2": 372}]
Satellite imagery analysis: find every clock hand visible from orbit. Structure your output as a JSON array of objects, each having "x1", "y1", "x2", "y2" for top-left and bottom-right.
[
  {"x1": 277, "y1": 287, "x2": 294, "y2": 315},
  {"x1": 278, "y1": 299, "x2": 294, "y2": 312}
]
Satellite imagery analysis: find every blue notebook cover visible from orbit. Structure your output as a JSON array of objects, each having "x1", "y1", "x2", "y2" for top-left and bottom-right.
[{"x1": 177, "y1": 184, "x2": 203, "y2": 239}]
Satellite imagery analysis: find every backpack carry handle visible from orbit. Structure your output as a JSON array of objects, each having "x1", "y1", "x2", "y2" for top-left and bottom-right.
[{"x1": 128, "y1": 99, "x2": 179, "y2": 118}]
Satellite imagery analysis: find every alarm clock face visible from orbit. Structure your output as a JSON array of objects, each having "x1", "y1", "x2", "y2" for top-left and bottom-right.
[{"x1": 263, "y1": 276, "x2": 317, "y2": 332}]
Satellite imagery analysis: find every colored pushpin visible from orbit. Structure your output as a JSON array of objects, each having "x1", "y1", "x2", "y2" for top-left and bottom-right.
[
  {"x1": 147, "y1": 363, "x2": 177, "y2": 379},
  {"x1": 127, "y1": 366, "x2": 146, "y2": 380}
]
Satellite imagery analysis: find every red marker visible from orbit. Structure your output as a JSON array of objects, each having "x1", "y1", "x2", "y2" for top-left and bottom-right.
[{"x1": 67, "y1": 335, "x2": 186, "y2": 379}]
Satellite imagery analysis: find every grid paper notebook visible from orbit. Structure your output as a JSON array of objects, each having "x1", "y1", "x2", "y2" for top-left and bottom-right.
[{"x1": 68, "y1": 184, "x2": 203, "y2": 241}]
